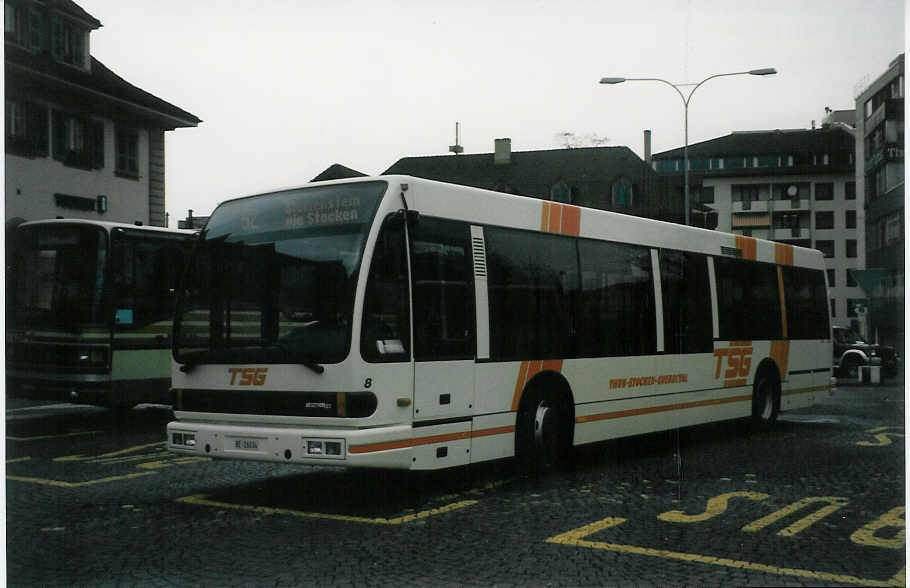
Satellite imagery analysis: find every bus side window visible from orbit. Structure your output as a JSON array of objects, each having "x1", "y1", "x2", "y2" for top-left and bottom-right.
[
  {"x1": 577, "y1": 240, "x2": 655, "y2": 357},
  {"x1": 659, "y1": 250, "x2": 713, "y2": 353},
  {"x1": 782, "y1": 266, "x2": 829, "y2": 339},
  {"x1": 410, "y1": 217, "x2": 474, "y2": 361},
  {"x1": 714, "y1": 257, "x2": 781, "y2": 341},
  {"x1": 361, "y1": 216, "x2": 410, "y2": 362},
  {"x1": 484, "y1": 227, "x2": 577, "y2": 360}
]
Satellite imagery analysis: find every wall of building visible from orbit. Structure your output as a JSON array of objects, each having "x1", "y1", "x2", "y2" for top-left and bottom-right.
[{"x1": 5, "y1": 116, "x2": 151, "y2": 225}]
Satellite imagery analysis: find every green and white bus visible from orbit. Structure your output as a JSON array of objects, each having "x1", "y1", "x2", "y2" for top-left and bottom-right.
[
  {"x1": 167, "y1": 176, "x2": 834, "y2": 470},
  {"x1": 7, "y1": 219, "x2": 196, "y2": 408}
]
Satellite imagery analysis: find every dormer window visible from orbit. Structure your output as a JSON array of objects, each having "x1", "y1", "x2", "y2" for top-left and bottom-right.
[{"x1": 51, "y1": 14, "x2": 86, "y2": 68}]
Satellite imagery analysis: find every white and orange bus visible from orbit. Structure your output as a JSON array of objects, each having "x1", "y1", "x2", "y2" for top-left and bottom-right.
[{"x1": 167, "y1": 176, "x2": 834, "y2": 470}]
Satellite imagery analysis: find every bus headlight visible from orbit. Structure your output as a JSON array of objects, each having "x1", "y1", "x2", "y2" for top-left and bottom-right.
[
  {"x1": 302, "y1": 438, "x2": 344, "y2": 459},
  {"x1": 171, "y1": 432, "x2": 196, "y2": 447}
]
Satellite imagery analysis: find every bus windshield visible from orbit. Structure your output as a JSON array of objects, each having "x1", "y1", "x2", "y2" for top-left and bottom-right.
[
  {"x1": 9, "y1": 224, "x2": 109, "y2": 330},
  {"x1": 174, "y1": 181, "x2": 387, "y2": 367}
]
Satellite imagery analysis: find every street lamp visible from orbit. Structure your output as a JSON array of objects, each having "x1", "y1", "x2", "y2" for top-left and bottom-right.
[{"x1": 599, "y1": 68, "x2": 777, "y2": 225}]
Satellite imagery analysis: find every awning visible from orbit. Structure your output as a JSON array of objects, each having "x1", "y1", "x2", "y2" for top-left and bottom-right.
[{"x1": 732, "y1": 214, "x2": 770, "y2": 228}]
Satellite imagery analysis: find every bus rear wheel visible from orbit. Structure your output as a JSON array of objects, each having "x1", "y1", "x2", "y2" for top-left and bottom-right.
[
  {"x1": 751, "y1": 372, "x2": 780, "y2": 431},
  {"x1": 516, "y1": 390, "x2": 572, "y2": 473}
]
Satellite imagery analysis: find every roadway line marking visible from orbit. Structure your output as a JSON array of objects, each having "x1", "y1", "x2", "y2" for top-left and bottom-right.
[
  {"x1": 6, "y1": 457, "x2": 32, "y2": 464},
  {"x1": 546, "y1": 517, "x2": 904, "y2": 587},
  {"x1": 6, "y1": 471, "x2": 158, "y2": 488},
  {"x1": 54, "y1": 441, "x2": 165, "y2": 462},
  {"x1": 177, "y1": 493, "x2": 478, "y2": 525},
  {"x1": 7, "y1": 430, "x2": 104, "y2": 441}
]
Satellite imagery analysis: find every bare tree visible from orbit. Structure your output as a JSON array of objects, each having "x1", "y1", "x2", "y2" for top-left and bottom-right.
[{"x1": 554, "y1": 131, "x2": 610, "y2": 148}]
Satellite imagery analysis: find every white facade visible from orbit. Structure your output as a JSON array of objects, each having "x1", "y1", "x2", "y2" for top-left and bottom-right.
[{"x1": 6, "y1": 118, "x2": 151, "y2": 225}]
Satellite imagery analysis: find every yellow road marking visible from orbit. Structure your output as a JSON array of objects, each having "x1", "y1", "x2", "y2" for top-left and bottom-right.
[
  {"x1": 742, "y1": 496, "x2": 848, "y2": 536},
  {"x1": 851, "y1": 507, "x2": 906, "y2": 549},
  {"x1": 547, "y1": 517, "x2": 904, "y2": 587},
  {"x1": 857, "y1": 427, "x2": 905, "y2": 447},
  {"x1": 136, "y1": 457, "x2": 211, "y2": 469},
  {"x1": 658, "y1": 491, "x2": 768, "y2": 523},
  {"x1": 54, "y1": 441, "x2": 164, "y2": 462},
  {"x1": 7, "y1": 430, "x2": 103, "y2": 441},
  {"x1": 6, "y1": 456, "x2": 32, "y2": 464},
  {"x1": 177, "y1": 494, "x2": 478, "y2": 525},
  {"x1": 7, "y1": 471, "x2": 157, "y2": 487}
]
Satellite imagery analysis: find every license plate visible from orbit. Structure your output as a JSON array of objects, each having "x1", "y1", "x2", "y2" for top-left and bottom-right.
[{"x1": 233, "y1": 438, "x2": 260, "y2": 450}]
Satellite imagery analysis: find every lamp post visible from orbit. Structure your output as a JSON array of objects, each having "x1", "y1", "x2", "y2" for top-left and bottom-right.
[{"x1": 600, "y1": 68, "x2": 777, "y2": 225}]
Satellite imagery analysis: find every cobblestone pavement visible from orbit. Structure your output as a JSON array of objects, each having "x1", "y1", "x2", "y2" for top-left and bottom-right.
[{"x1": 5, "y1": 381, "x2": 905, "y2": 587}]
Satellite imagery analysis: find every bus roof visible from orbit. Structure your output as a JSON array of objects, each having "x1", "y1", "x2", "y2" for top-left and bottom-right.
[
  {"x1": 15, "y1": 218, "x2": 197, "y2": 236},
  {"x1": 208, "y1": 174, "x2": 827, "y2": 270}
]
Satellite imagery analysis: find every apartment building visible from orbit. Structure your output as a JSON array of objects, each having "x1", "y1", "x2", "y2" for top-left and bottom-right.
[{"x1": 854, "y1": 53, "x2": 904, "y2": 352}]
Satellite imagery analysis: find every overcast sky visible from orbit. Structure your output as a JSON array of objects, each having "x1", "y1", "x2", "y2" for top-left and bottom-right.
[{"x1": 77, "y1": 0, "x2": 906, "y2": 224}]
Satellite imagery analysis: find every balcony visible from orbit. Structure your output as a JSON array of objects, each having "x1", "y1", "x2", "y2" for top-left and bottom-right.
[{"x1": 732, "y1": 200, "x2": 770, "y2": 213}]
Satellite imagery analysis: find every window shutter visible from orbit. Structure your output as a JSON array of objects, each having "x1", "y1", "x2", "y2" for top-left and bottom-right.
[
  {"x1": 51, "y1": 109, "x2": 65, "y2": 160},
  {"x1": 91, "y1": 120, "x2": 104, "y2": 168},
  {"x1": 27, "y1": 101, "x2": 48, "y2": 157}
]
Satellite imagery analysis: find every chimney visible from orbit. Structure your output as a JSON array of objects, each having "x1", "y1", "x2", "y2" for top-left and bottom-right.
[
  {"x1": 643, "y1": 130, "x2": 652, "y2": 164},
  {"x1": 494, "y1": 138, "x2": 511, "y2": 165}
]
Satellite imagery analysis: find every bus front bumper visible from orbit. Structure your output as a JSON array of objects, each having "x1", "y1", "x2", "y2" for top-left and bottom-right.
[{"x1": 167, "y1": 420, "x2": 415, "y2": 469}]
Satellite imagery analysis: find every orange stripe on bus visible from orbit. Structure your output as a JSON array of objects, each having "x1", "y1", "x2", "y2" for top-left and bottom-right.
[
  {"x1": 770, "y1": 340, "x2": 790, "y2": 381},
  {"x1": 723, "y1": 378, "x2": 747, "y2": 388},
  {"x1": 548, "y1": 203, "x2": 563, "y2": 233},
  {"x1": 735, "y1": 235, "x2": 757, "y2": 260},
  {"x1": 728, "y1": 341, "x2": 752, "y2": 347},
  {"x1": 783, "y1": 384, "x2": 831, "y2": 396},
  {"x1": 541, "y1": 202, "x2": 552, "y2": 231},
  {"x1": 576, "y1": 394, "x2": 752, "y2": 424},
  {"x1": 561, "y1": 205, "x2": 581, "y2": 236},
  {"x1": 775, "y1": 243, "x2": 794, "y2": 266},
  {"x1": 511, "y1": 359, "x2": 564, "y2": 410},
  {"x1": 777, "y1": 266, "x2": 788, "y2": 338},
  {"x1": 348, "y1": 425, "x2": 515, "y2": 454}
]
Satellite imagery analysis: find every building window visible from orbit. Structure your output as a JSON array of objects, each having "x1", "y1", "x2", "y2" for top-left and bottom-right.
[
  {"x1": 116, "y1": 127, "x2": 140, "y2": 178},
  {"x1": 51, "y1": 15, "x2": 85, "y2": 68},
  {"x1": 611, "y1": 178, "x2": 633, "y2": 209},
  {"x1": 845, "y1": 181, "x2": 856, "y2": 200},
  {"x1": 6, "y1": 98, "x2": 48, "y2": 157},
  {"x1": 814, "y1": 183, "x2": 834, "y2": 201},
  {"x1": 846, "y1": 210, "x2": 856, "y2": 229},
  {"x1": 846, "y1": 239, "x2": 857, "y2": 258},
  {"x1": 52, "y1": 110, "x2": 103, "y2": 169},
  {"x1": 699, "y1": 186, "x2": 715, "y2": 204},
  {"x1": 826, "y1": 269, "x2": 835, "y2": 287},
  {"x1": 823, "y1": 154, "x2": 829, "y2": 165},
  {"x1": 815, "y1": 211, "x2": 834, "y2": 230},
  {"x1": 885, "y1": 213, "x2": 902, "y2": 244},
  {"x1": 864, "y1": 99, "x2": 872, "y2": 119},
  {"x1": 847, "y1": 270, "x2": 857, "y2": 287},
  {"x1": 830, "y1": 299, "x2": 836, "y2": 317},
  {"x1": 815, "y1": 240, "x2": 834, "y2": 258}
]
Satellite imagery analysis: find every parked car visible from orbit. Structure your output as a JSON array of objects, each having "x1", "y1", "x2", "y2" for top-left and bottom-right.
[{"x1": 833, "y1": 326, "x2": 898, "y2": 380}]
